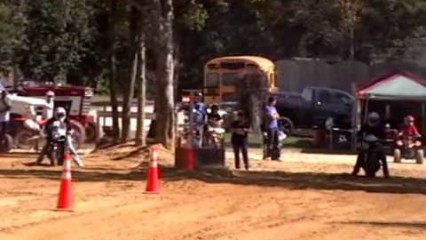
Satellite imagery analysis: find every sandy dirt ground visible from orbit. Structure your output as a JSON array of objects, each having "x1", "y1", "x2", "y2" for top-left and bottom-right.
[{"x1": 0, "y1": 145, "x2": 425, "y2": 240}]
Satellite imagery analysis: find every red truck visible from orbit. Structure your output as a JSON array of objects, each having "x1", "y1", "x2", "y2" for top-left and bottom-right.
[{"x1": 9, "y1": 81, "x2": 97, "y2": 149}]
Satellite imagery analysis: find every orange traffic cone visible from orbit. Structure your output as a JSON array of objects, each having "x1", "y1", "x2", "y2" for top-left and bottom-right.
[
  {"x1": 57, "y1": 153, "x2": 74, "y2": 211},
  {"x1": 145, "y1": 146, "x2": 160, "y2": 194}
]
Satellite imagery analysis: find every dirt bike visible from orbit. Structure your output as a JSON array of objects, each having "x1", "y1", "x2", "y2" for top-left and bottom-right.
[
  {"x1": 394, "y1": 135, "x2": 424, "y2": 164},
  {"x1": 14, "y1": 118, "x2": 83, "y2": 151},
  {"x1": 47, "y1": 135, "x2": 67, "y2": 166},
  {"x1": 359, "y1": 134, "x2": 383, "y2": 177},
  {"x1": 45, "y1": 131, "x2": 84, "y2": 167},
  {"x1": 204, "y1": 121, "x2": 225, "y2": 148}
]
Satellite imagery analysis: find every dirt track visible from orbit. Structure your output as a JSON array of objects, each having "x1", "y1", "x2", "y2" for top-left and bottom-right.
[{"x1": 0, "y1": 148, "x2": 425, "y2": 240}]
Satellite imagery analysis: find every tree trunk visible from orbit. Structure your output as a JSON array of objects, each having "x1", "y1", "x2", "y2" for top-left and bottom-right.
[
  {"x1": 108, "y1": 0, "x2": 120, "y2": 142},
  {"x1": 121, "y1": 6, "x2": 139, "y2": 142},
  {"x1": 151, "y1": 0, "x2": 176, "y2": 150},
  {"x1": 135, "y1": 31, "x2": 146, "y2": 146}
]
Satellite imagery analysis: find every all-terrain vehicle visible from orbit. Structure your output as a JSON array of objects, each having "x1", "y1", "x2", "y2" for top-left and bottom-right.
[{"x1": 393, "y1": 135, "x2": 424, "y2": 164}]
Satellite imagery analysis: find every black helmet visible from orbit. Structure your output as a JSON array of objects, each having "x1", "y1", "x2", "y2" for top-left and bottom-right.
[{"x1": 367, "y1": 112, "x2": 380, "y2": 126}]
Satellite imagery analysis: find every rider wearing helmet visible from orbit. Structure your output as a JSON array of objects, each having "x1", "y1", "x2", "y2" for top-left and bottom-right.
[
  {"x1": 207, "y1": 104, "x2": 223, "y2": 125},
  {"x1": 399, "y1": 115, "x2": 420, "y2": 138},
  {"x1": 36, "y1": 107, "x2": 71, "y2": 166},
  {"x1": 352, "y1": 112, "x2": 389, "y2": 177},
  {"x1": 205, "y1": 104, "x2": 225, "y2": 146}
]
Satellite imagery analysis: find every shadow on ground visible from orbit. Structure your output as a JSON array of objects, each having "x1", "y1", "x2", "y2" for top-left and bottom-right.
[
  {"x1": 0, "y1": 165, "x2": 425, "y2": 195},
  {"x1": 339, "y1": 221, "x2": 426, "y2": 230}
]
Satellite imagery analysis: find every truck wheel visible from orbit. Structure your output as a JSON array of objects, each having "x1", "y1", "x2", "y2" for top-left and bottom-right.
[
  {"x1": 0, "y1": 134, "x2": 13, "y2": 153},
  {"x1": 393, "y1": 149, "x2": 401, "y2": 163},
  {"x1": 85, "y1": 122, "x2": 97, "y2": 143},
  {"x1": 415, "y1": 149, "x2": 424, "y2": 164},
  {"x1": 278, "y1": 117, "x2": 294, "y2": 135}
]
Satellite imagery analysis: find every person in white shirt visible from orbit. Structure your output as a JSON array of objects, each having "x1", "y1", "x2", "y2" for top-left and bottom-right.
[
  {"x1": 0, "y1": 90, "x2": 11, "y2": 141},
  {"x1": 43, "y1": 90, "x2": 55, "y2": 120}
]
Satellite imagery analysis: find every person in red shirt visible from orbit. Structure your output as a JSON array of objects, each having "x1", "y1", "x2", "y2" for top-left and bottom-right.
[
  {"x1": 396, "y1": 115, "x2": 422, "y2": 148},
  {"x1": 398, "y1": 115, "x2": 420, "y2": 138}
]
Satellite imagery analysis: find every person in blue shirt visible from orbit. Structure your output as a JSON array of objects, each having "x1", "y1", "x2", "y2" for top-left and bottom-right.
[
  {"x1": 192, "y1": 93, "x2": 207, "y2": 148},
  {"x1": 194, "y1": 92, "x2": 206, "y2": 115},
  {"x1": 264, "y1": 96, "x2": 280, "y2": 160}
]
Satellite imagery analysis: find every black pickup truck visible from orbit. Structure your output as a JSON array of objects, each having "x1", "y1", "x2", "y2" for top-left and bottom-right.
[{"x1": 272, "y1": 87, "x2": 354, "y2": 133}]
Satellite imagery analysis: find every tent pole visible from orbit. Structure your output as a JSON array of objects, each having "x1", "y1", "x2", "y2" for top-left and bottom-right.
[
  {"x1": 385, "y1": 104, "x2": 391, "y2": 124},
  {"x1": 422, "y1": 103, "x2": 425, "y2": 134},
  {"x1": 363, "y1": 97, "x2": 370, "y2": 125}
]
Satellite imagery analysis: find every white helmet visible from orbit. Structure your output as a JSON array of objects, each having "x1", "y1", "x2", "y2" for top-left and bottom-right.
[
  {"x1": 55, "y1": 107, "x2": 66, "y2": 119},
  {"x1": 46, "y1": 90, "x2": 55, "y2": 97}
]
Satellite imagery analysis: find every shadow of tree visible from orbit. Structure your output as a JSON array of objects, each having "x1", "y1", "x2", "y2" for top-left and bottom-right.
[{"x1": 0, "y1": 166, "x2": 425, "y2": 195}]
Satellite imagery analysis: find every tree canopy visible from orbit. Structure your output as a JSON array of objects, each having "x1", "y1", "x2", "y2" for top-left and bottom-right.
[{"x1": 0, "y1": 0, "x2": 423, "y2": 89}]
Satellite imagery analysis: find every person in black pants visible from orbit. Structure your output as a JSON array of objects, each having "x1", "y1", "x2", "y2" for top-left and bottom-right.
[{"x1": 231, "y1": 111, "x2": 250, "y2": 170}]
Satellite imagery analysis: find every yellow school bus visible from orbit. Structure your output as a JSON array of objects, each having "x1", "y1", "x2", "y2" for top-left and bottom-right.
[{"x1": 203, "y1": 56, "x2": 278, "y2": 104}]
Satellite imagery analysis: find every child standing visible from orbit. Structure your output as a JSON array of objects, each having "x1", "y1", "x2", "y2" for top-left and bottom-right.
[{"x1": 231, "y1": 111, "x2": 250, "y2": 170}]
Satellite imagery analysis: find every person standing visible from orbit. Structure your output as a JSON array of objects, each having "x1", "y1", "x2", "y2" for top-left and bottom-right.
[
  {"x1": 42, "y1": 91, "x2": 55, "y2": 120},
  {"x1": 231, "y1": 111, "x2": 250, "y2": 170},
  {"x1": 0, "y1": 90, "x2": 11, "y2": 141},
  {"x1": 264, "y1": 96, "x2": 280, "y2": 160}
]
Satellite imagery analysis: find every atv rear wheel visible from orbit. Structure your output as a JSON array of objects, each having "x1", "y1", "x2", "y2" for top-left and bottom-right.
[
  {"x1": 415, "y1": 149, "x2": 424, "y2": 164},
  {"x1": 393, "y1": 149, "x2": 402, "y2": 163}
]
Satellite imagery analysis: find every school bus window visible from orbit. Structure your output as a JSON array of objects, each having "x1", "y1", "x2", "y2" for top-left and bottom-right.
[
  {"x1": 220, "y1": 62, "x2": 245, "y2": 70},
  {"x1": 205, "y1": 73, "x2": 219, "y2": 87},
  {"x1": 222, "y1": 72, "x2": 240, "y2": 85},
  {"x1": 207, "y1": 63, "x2": 219, "y2": 70},
  {"x1": 247, "y1": 63, "x2": 257, "y2": 70}
]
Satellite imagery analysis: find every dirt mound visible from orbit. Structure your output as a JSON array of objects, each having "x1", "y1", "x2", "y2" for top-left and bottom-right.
[{"x1": 88, "y1": 142, "x2": 175, "y2": 167}]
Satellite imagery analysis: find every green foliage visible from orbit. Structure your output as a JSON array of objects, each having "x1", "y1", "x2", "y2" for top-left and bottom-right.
[
  {"x1": 20, "y1": 0, "x2": 94, "y2": 81},
  {"x1": 0, "y1": 0, "x2": 424, "y2": 90},
  {"x1": 180, "y1": 2, "x2": 208, "y2": 32}
]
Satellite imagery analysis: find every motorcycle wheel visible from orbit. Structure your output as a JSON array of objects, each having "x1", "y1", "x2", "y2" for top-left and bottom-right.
[
  {"x1": 364, "y1": 153, "x2": 380, "y2": 178},
  {"x1": 0, "y1": 134, "x2": 13, "y2": 153},
  {"x1": 47, "y1": 144, "x2": 57, "y2": 166},
  {"x1": 393, "y1": 149, "x2": 402, "y2": 163},
  {"x1": 415, "y1": 149, "x2": 424, "y2": 164},
  {"x1": 14, "y1": 129, "x2": 38, "y2": 150},
  {"x1": 57, "y1": 144, "x2": 65, "y2": 166},
  {"x1": 85, "y1": 122, "x2": 97, "y2": 143}
]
